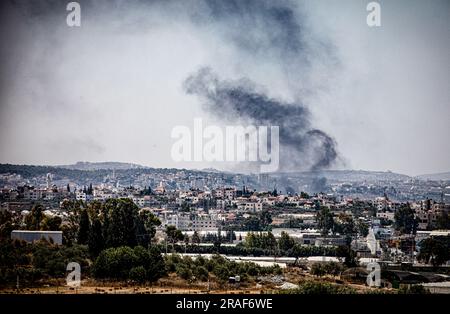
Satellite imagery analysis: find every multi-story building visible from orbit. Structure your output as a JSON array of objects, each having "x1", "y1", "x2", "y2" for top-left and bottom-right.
[
  {"x1": 162, "y1": 213, "x2": 217, "y2": 231},
  {"x1": 75, "y1": 191, "x2": 93, "y2": 202},
  {"x1": 237, "y1": 201, "x2": 262, "y2": 212},
  {"x1": 415, "y1": 200, "x2": 450, "y2": 230}
]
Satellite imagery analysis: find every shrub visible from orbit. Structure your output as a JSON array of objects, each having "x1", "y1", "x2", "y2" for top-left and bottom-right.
[
  {"x1": 398, "y1": 285, "x2": 430, "y2": 294},
  {"x1": 92, "y1": 245, "x2": 165, "y2": 282},
  {"x1": 310, "y1": 263, "x2": 325, "y2": 277},
  {"x1": 310, "y1": 262, "x2": 343, "y2": 277},
  {"x1": 193, "y1": 266, "x2": 209, "y2": 282},
  {"x1": 194, "y1": 256, "x2": 207, "y2": 267},
  {"x1": 245, "y1": 263, "x2": 260, "y2": 276},
  {"x1": 213, "y1": 264, "x2": 230, "y2": 282},
  {"x1": 176, "y1": 264, "x2": 193, "y2": 280},
  {"x1": 146, "y1": 246, "x2": 166, "y2": 282},
  {"x1": 323, "y1": 261, "x2": 343, "y2": 276},
  {"x1": 107, "y1": 246, "x2": 137, "y2": 279},
  {"x1": 129, "y1": 266, "x2": 147, "y2": 283},
  {"x1": 163, "y1": 253, "x2": 282, "y2": 283}
]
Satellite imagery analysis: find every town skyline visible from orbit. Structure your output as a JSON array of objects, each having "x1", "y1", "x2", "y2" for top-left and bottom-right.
[{"x1": 0, "y1": 160, "x2": 449, "y2": 179}]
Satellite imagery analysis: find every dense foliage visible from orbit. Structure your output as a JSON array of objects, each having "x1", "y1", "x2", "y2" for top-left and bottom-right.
[
  {"x1": 165, "y1": 254, "x2": 282, "y2": 283},
  {"x1": 310, "y1": 262, "x2": 344, "y2": 277},
  {"x1": 394, "y1": 203, "x2": 418, "y2": 235},
  {"x1": 91, "y1": 245, "x2": 166, "y2": 282},
  {"x1": 63, "y1": 199, "x2": 161, "y2": 255},
  {"x1": 0, "y1": 239, "x2": 89, "y2": 286},
  {"x1": 417, "y1": 236, "x2": 450, "y2": 266},
  {"x1": 157, "y1": 242, "x2": 340, "y2": 258}
]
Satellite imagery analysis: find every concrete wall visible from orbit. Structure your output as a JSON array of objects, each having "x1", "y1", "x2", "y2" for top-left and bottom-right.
[{"x1": 11, "y1": 230, "x2": 63, "y2": 245}]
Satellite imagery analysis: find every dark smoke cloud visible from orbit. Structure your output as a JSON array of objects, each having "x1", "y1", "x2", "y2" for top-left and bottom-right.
[
  {"x1": 310, "y1": 177, "x2": 328, "y2": 194},
  {"x1": 183, "y1": 67, "x2": 338, "y2": 172},
  {"x1": 182, "y1": 0, "x2": 340, "y2": 173},
  {"x1": 190, "y1": 0, "x2": 336, "y2": 89},
  {"x1": 0, "y1": 0, "x2": 340, "y2": 171},
  {"x1": 194, "y1": 0, "x2": 305, "y2": 56}
]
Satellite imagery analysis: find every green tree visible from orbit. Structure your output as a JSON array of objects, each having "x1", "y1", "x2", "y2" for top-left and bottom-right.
[
  {"x1": 225, "y1": 230, "x2": 236, "y2": 243},
  {"x1": 322, "y1": 261, "x2": 344, "y2": 276},
  {"x1": 60, "y1": 200, "x2": 83, "y2": 245},
  {"x1": 213, "y1": 264, "x2": 230, "y2": 282},
  {"x1": 129, "y1": 266, "x2": 147, "y2": 283},
  {"x1": 278, "y1": 231, "x2": 295, "y2": 252},
  {"x1": 336, "y1": 245, "x2": 358, "y2": 267},
  {"x1": 147, "y1": 246, "x2": 166, "y2": 282},
  {"x1": 245, "y1": 232, "x2": 257, "y2": 248},
  {"x1": 176, "y1": 264, "x2": 193, "y2": 280},
  {"x1": 243, "y1": 216, "x2": 262, "y2": 231},
  {"x1": 104, "y1": 199, "x2": 139, "y2": 247},
  {"x1": 92, "y1": 246, "x2": 136, "y2": 279},
  {"x1": 310, "y1": 263, "x2": 326, "y2": 277},
  {"x1": 260, "y1": 210, "x2": 273, "y2": 230},
  {"x1": 41, "y1": 216, "x2": 62, "y2": 231},
  {"x1": 300, "y1": 192, "x2": 310, "y2": 199},
  {"x1": 244, "y1": 232, "x2": 277, "y2": 250},
  {"x1": 0, "y1": 210, "x2": 18, "y2": 239},
  {"x1": 317, "y1": 206, "x2": 334, "y2": 236},
  {"x1": 78, "y1": 208, "x2": 90, "y2": 244},
  {"x1": 135, "y1": 210, "x2": 161, "y2": 247},
  {"x1": 88, "y1": 218, "x2": 104, "y2": 256},
  {"x1": 166, "y1": 225, "x2": 184, "y2": 246},
  {"x1": 417, "y1": 236, "x2": 450, "y2": 267},
  {"x1": 335, "y1": 214, "x2": 357, "y2": 245},
  {"x1": 192, "y1": 231, "x2": 201, "y2": 245},
  {"x1": 394, "y1": 203, "x2": 418, "y2": 235},
  {"x1": 25, "y1": 204, "x2": 45, "y2": 230},
  {"x1": 140, "y1": 211, "x2": 161, "y2": 239},
  {"x1": 193, "y1": 266, "x2": 209, "y2": 281},
  {"x1": 264, "y1": 232, "x2": 277, "y2": 250},
  {"x1": 357, "y1": 220, "x2": 369, "y2": 237}
]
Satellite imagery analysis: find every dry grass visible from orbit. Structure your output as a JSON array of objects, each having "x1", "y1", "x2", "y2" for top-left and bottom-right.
[{"x1": 0, "y1": 268, "x2": 387, "y2": 294}]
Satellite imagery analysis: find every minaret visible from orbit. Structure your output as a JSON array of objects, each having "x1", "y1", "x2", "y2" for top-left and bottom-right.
[{"x1": 46, "y1": 173, "x2": 52, "y2": 190}]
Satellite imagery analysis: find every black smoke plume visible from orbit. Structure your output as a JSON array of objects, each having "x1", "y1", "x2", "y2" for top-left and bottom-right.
[{"x1": 183, "y1": 67, "x2": 338, "y2": 172}]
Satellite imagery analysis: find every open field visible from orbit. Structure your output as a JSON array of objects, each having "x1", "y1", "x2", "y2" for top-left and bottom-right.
[{"x1": 0, "y1": 270, "x2": 380, "y2": 295}]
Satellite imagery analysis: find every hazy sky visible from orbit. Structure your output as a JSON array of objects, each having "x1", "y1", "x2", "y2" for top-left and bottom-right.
[{"x1": 0, "y1": 0, "x2": 449, "y2": 176}]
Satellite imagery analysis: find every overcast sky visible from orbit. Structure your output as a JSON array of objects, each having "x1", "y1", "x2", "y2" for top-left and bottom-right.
[{"x1": 0, "y1": 0, "x2": 449, "y2": 176}]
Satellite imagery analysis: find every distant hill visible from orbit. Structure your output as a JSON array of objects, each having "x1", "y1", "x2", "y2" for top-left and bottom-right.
[
  {"x1": 0, "y1": 162, "x2": 433, "y2": 183},
  {"x1": 417, "y1": 172, "x2": 450, "y2": 181},
  {"x1": 273, "y1": 170, "x2": 411, "y2": 182},
  {"x1": 201, "y1": 167, "x2": 222, "y2": 173},
  {"x1": 56, "y1": 161, "x2": 147, "y2": 171}
]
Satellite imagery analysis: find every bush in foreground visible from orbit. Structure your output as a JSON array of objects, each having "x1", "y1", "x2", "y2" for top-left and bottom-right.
[{"x1": 92, "y1": 245, "x2": 166, "y2": 283}]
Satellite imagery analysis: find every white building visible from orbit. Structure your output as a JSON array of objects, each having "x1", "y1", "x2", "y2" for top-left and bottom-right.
[
  {"x1": 376, "y1": 212, "x2": 395, "y2": 221},
  {"x1": 11, "y1": 230, "x2": 63, "y2": 245},
  {"x1": 163, "y1": 213, "x2": 217, "y2": 231},
  {"x1": 237, "y1": 202, "x2": 263, "y2": 212},
  {"x1": 75, "y1": 191, "x2": 93, "y2": 202}
]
